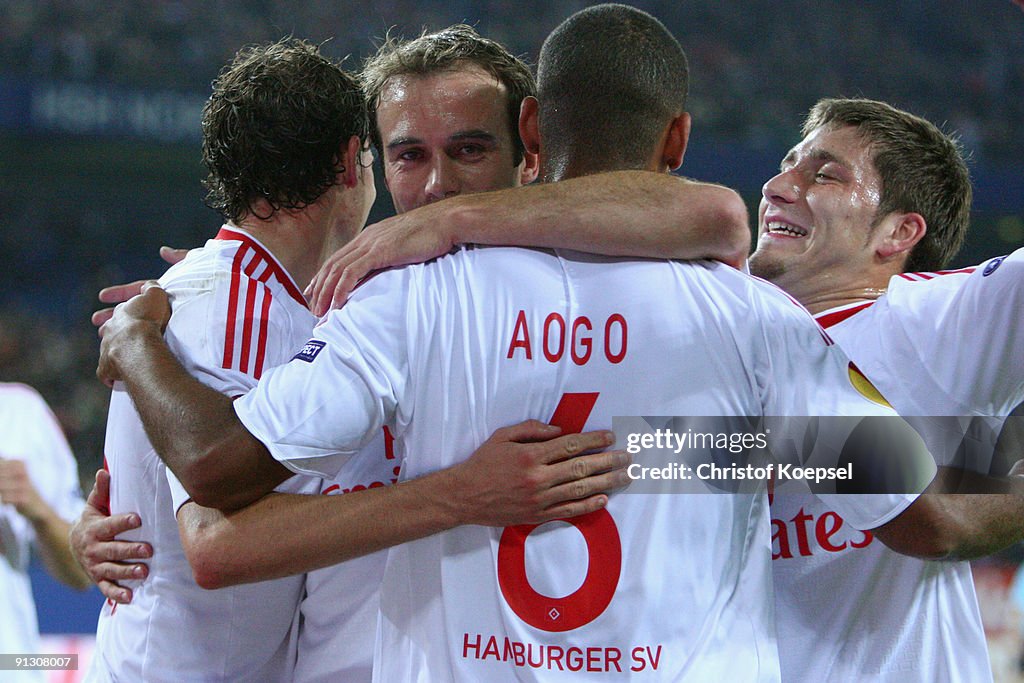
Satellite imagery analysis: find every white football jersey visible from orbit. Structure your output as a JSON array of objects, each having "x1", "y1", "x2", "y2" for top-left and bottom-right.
[
  {"x1": 0, "y1": 383, "x2": 84, "y2": 683},
  {"x1": 89, "y1": 227, "x2": 319, "y2": 683},
  {"x1": 236, "y1": 245, "x2": 922, "y2": 682},
  {"x1": 293, "y1": 428, "x2": 396, "y2": 683},
  {"x1": 771, "y1": 248, "x2": 1024, "y2": 683}
]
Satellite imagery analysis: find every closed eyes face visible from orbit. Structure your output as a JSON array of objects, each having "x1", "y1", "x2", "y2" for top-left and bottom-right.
[
  {"x1": 376, "y1": 66, "x2": 532, "y2": 214},
  {"x1": 749, "y1": 124, "x2": 884, "y2": 295}
]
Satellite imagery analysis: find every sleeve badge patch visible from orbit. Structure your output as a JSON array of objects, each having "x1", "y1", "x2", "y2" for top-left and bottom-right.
[
  {"x1": 847, "y1": 362, "x2": 892, "y2": 408},
  {"x1": 293, "y1": 339, "x2": 326, "y2": 363}
]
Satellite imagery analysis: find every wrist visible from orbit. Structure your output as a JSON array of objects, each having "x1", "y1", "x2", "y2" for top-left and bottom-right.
[
  {"x1": 415, "y1": 466, "x2": 469, "y2": 529},
  {"x1": 447, "y1": 195, "x2": 488, "y2": 247},
  {"x1": 21, "y1": 501, "x2": 52, "y2": 527},
  {"x1": 110, "y1": 318, "x2": 163, "y2": 365}
]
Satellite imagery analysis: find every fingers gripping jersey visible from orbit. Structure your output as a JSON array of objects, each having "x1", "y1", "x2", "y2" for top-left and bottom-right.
[
  {"x1": 772, "y1": 248, "x2": 1024, "y2": 683},
  {"x1": 236, "y1": 245, "x2": 924, "y2": 682}
]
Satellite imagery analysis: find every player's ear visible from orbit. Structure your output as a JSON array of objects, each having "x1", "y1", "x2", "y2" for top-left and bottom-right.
[
  {"x1": 519, "y1": 96, "x2": 541, "y2": 157},
  {"x1": 875, "y1": 212, "x2": 927, "y2": 264},
  {"x1": 518, "y1": 148, "x2": 539, "y2": 185},
  {"x1": 661, "y1": 112, "x2": 691, "y2": 172},
  {"x1": 341, "y1": 135, "x2": 361, "y2": 189}
]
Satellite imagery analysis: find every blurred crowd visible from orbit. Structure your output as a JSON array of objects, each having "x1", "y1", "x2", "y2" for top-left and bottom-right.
[
  {"x1": 2, "y1": 0, "x2": 1023, "y2": 162},
  {"x1": 0, "y1": 307, "x2": 109, "y2": 488}
]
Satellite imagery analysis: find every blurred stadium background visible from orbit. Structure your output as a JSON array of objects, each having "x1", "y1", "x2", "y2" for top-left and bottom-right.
[{"x1": 0, "y1": 1, "x2": 1021, "y2": 680}]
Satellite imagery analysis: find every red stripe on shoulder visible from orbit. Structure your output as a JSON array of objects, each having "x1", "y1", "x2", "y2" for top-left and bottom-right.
[
  {"x1": 815, "y1": 301, "x2": 874, "y2": 329},
  {"x1": 254, "y1": 289, "x2": 272, "y2": 379},
  {"x1": 217, "y1": 228, "x2": 307, "y2": 377},
  {"x1": 902, "y1": 266, "x2": 976, "y2": 280},
  {"x1": 239, "y1": 277, "x2": 259, "y2": 374},
  {"x1": 216, "y1": 227, "x2": 307, "y2": 307},
  {"x1": 222, "y1": 244, "x2": 250, "y2": 370}
]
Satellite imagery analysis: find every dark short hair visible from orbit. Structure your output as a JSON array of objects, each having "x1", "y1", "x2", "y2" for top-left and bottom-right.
[
  {"x1": 202, "y1": 38, "x2": 367, "y2": 222},
  {"x1": 360, "y1": 25, "x2": 535, "y2": 165},
  {"x1": 803, "y1": 98, "x2": 972, "y2": 272},
  {"x1": 536, "y1": 3, "x2": 689, "y2": 177}
]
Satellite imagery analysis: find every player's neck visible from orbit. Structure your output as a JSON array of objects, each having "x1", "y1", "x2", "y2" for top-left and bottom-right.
[
  {"x1": 798, "y1": 287, "x2": 888, "y2": 315},
  {"x1": 231, "y1": 212, "x2": 326, "y2": 299},
  {"x1": 771, "y1": 261, "x2": 897, "y2": 315}
]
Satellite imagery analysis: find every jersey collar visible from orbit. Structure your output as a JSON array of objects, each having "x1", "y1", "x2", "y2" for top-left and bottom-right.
[
  {"x1": 215, "y1": 225, "x2": 308, "y2": 308},
  {"x1": 814, "y1": 301, "x2": 874, "y2": 329}
]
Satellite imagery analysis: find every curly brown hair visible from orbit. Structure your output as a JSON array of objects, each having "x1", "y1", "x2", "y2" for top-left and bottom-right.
[
  {"x1": 360, "y1": 25, "x2": 535, "y2": 165},
  {"x1": 202, "y1": 38, "x2": 368, "y2": 222}
]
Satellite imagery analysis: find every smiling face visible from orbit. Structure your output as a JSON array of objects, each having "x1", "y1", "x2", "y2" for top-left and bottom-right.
[
  {"x1": 376, "y1": 66, "x2": 535, "y2": 214},
  {"x1": 749, "y1": 124, "x2": 887, "y2": 300}
]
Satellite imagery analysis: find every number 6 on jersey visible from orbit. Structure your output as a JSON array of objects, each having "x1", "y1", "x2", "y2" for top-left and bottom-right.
[{"x1": 497, "y1": 392, "x2": 622, "y2": 632}]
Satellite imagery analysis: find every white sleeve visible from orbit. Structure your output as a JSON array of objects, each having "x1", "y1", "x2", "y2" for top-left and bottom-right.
[
  {"x1": 234, "y1": 269, "x2": 413, "y2": 479},
  {"x1": 883, "y1": 248, "x2": 1024, "y2": 415},
  {"x1": 166, "y1": 468, "x2": 193, "y2": 514},
  {"x1": 21, "y1": 389, "x2": 84, "y2": 524},
  {"x1": 753, "y1": 287, "x2": 935, "y2": 530},
  {"x1": 161, "y1": 282, "x2": 280, "y2": 399}
]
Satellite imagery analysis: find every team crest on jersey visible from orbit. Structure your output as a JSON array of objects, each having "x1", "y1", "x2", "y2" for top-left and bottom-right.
[
  {"x1": 293, "y1": 339, "x2": 326, "y2": 363},
  {"x1": 983, "y1": 255, "x2": 1007, "y2": 277},
  {"x1": 847, "y1": 362, "x2": 891, "y2": 408}
]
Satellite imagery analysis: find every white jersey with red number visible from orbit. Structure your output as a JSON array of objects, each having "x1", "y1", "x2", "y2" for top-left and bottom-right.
[
  {"x1": 235, "y1": 245, "x2": 923, "y2": 682},
  {"x1": 0, "y1": 383, "x2": 84, "y2": 683},
  {"x1": 771, "y1": 249, "x2": 1024, "y2": 683},
  {"x1": 88, "y1": 226, "x2": 320, "y2": 683}
]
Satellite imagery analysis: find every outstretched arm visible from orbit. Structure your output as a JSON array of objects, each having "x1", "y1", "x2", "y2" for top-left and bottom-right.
[
  {"x1": 308, "y1": 171, "x2": 749, "y2": 314},
  {"x1": 179, "y1": 421, "x2": 628, "y2": 588}
]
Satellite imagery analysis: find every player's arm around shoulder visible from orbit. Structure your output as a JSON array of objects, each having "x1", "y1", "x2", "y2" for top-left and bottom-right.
[
  {"x1": 307, "y1": 172, "x2": 751, "y2": 313},
  {"x1": 98, "y1": 283, "x2": 292, "y2": 512},
  {"x1": 175, "y1": 421, "x2": 630, "y2": 589}
]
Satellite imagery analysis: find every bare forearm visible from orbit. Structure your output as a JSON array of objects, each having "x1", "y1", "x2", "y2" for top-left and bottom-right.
[
  {"x1": 449, "y1": 171, "x2": 750, "y2": 266},
  {"x1": 182, "y1": 423, "x2": 627, "y2": 587},
  {"x1": 107, "y1": 321, "x2": 288, "y2": 510},
  {"x1": 875, "y1": 467, "x2": 1024, "y2": 561},
  {"x1": 924, "y1": 468, "x2": 1024, "y2": 560},
  {"x1": 927, "y1": 494, "x2": 1024, "y2": 560},
  {"x1": 30, "y1": 512, "x2": 90, "y2": 589},
  {"x1": 183, "y1": 469, "x2": 464, "y2": 588}
]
